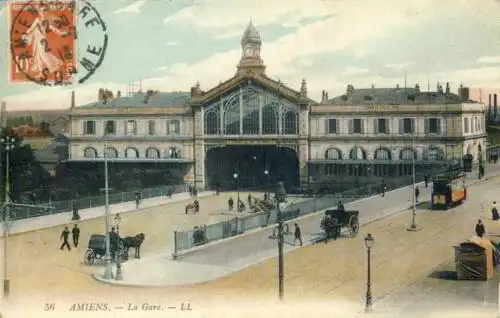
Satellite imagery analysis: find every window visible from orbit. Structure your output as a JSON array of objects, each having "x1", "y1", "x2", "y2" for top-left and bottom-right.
[
  {"x1": 326, "y1": 118, "x2": 338, "y2": 134},
  {"x1": 145, "y1": 147, "x2": 160, "y2": 158},
  {"x1": 324, "y1": 164, "x2": 339, "y2": 176},
  {"x1": 348, "y1": 118, "x2": 363, "y2": 134},
  {"x1": 125, "y1": 120, "x2": 137, "y2": 135},
  {"x1": 168, "y1": 147, "x2": 181, "y2": 158},
  {"x1": 125, "y1": 147, "x2": 139, "y2": 158},
  {"x1": 425, "y1": 118, "x2": 441, "y2": 134},
  {"x1": 464, "y1": 118, "x2": 470, "y2": 133},
  {"x1": 83, "y1": 147, "x2": 97, "y2": 158},
  {"x1": 104, "y1": 120, "x2": 115, "y2": 135},
  {"x1": 399, "y1": 118, "x2": 414, "y2": 134},
  {"x1": 167, "y1": 120, "x2": 180, "y2": 135},
  {"x1": 375, "y1": 118, "x2": 389, "y2": 134},
  {"x1": 148, "y1": 120, "x2": 155, "y2": 135},
  {"x1": 83, "y1": 120, "x2": 95, "y2": 135},
  {"x1": 325, "y1": 148, "x2": 341, "y2": 160}
]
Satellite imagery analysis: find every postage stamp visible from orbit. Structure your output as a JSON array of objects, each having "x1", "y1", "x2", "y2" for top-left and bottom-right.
[{"x1": 8, "y1": 0, "x2": 107, "y2": 86}]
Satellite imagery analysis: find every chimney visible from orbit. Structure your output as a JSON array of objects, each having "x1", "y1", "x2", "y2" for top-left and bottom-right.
[
  {"x1": 70, "y1": 91, "x2": 75, "y2": 108},
  {"x1": 98, "y1": 88, "x2": 104, "y2": 102},
  {"x1": 489, "y1": 94, "x2": 492, "y2": 106},
  {"x1": 415, "y1": 83, "x2": 420, "y2": 94},
  {"x1": 325, "y1": 92, "x2": 328, "y2": 101},
  {"x1": 143, "y1": 89, "x2": 155, "y2": 104},
  {"x1": 396, "y1": 84, "x2": 400, "y2": 90},
  {"x1": 0, "y1": 101, "x2": 6, "y2": 127},
  {"x1": 300, "y1": 78, "x2": 307, "y2": 99},
  {"x1": 116, "y1": 90, "x2": 121, "y2": 99},
  {"x1": 346, "y1": 84, "x2": 354, "y2": 98},
  {"x1": 494, "y1": 94, "x2": 498, "y2": 119},
  {"x1": 437, "y1": 83, "x2": 443, "y2": 94},
  {"x1": 371, "y1": 84, "x2": 375, "y2": 89},
  {"x1": 321, "y1": 90, "x2": 326, "y2": 103},
  {"x1": 445, "y1": 82, "x2": 450, "y2": 94}
]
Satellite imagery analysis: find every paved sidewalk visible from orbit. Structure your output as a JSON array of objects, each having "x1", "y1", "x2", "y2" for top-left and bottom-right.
[
  {"x1": 1, "y1": 191, "x2": 213, "y2": 237},
  {"x1": 93, "y1": 164, "x2": 500, "y2": 287}
]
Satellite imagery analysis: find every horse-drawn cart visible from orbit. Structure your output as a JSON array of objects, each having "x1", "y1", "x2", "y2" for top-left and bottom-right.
[
  {"x1": 84, "y1": 234, "x2": 124, "y2": 265},
  {"x1": 320, "y1": 209, "x2": 359, "y2": 241}
]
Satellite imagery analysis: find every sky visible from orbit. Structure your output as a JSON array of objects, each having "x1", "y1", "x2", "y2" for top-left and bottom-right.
[{"x1": 1, "y1": 0, "x2": 500, "y2": 110}]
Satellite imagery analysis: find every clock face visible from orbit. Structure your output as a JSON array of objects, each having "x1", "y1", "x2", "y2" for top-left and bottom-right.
[{"x1": 245, "y1": 47, "x2": 253, "y2": 56}]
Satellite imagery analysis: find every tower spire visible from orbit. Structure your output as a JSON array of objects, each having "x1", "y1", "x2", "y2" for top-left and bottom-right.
[{"x1": 237, "y1": 21, "x2": 265, "y2": 76}]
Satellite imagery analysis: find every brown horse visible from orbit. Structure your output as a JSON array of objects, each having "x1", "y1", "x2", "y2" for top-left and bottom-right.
[{"x1": 122, "y1": 233, "x2": 146, "y2": 259}]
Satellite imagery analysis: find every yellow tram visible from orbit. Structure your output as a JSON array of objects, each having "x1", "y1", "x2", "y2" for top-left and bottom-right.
[{"x1": 431, "y1": 171, "x2": 467, "y2": 210}]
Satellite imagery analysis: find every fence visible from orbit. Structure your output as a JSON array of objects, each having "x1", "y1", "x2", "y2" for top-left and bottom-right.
[
  {"x1": 173, "y1": 170, "x2": 437, "y2": 255},
  {"x1": 7, "y1": 184, "x2": 188, "y2": 221}
]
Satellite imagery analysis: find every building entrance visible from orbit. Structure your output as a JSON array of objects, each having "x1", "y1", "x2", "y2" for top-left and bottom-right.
[{"x1": 205, "y1": 145, "x2": 299, "y2": 191}]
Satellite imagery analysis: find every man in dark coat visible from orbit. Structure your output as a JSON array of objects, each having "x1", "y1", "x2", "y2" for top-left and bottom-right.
[
  {"x1": 424, "y1": 173, "x2": 430, "y2": 188},
  {"x1": 475, "y1": 220, "x2": 485, "y2": 237},
  {"x1": 415, "y1": 186, "x2": 420, "y2": 203},
  {"x1": 247, "y1": 193, "x2": 252, "y2": 206},
  {"x1": 72, "y1": 224, "x2": 80, "y2": 247},
  {"x1": 228, "y1": 197, "x2": 234, "y2": 211},
  {"x1": 492, "y1": 202, "x2": 499, "y2": 221},
  {"x1": 60, "y1": 226, "x2": 71, "y2": 251},
  {"x1": 294, "y1": 223, "x2": 303, "y2": 246}
]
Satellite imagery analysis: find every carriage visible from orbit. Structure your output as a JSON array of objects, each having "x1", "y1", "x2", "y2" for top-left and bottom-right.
[
  {"x1": 84, "y1": 234, "x2": 125, "y2": 266},
  {"x1": 431, "y1": 170, "x2": 467, "y2": 210},
  {"x1": 320, "y1": 209, "x2": 360, "y2": 241}
]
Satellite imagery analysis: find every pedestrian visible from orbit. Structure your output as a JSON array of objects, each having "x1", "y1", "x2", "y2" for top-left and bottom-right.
[
  {"x1": 337, "y1": 200, "x2": 345, "y2": 213},
  {"x1": 188, "y1": 185, "x2": 193, "y2": 197},
  {"x1": 380, "y1": 180, "x2": 386, "y2": 197},
  {"x1": 294, "y1": 223, "x2": 303, "y2": 246},
  {"x1": 424, "y1": 173, "x2": 430, "y2": 188},
  {"x1": 228, "y1": 197, "x2": 234, "y2": 211},
  {"x1": 415, "y1": 186, "x2": 420, "y2": 203},
  {"x1": 60, "y1": 226, "x2": 71, "y2": 251},
  {"x1": 135, "y1": 191, "x2": 141, "y2": 209},
  {"x1": 492, "y1": 202, "x2": 499, "y2": 221},
  {"x1": 475, "y1": 219, "x2": 485, "y2": 238},
  {"x1": 247, "y1": 193, "x2": 252, "y2": 206},
  {"x1": 72, "y1": 224, "x2": 80, "y2": 247},
  {"x1": 193, "y1": 188, "x2": 198, "y2": 197}
]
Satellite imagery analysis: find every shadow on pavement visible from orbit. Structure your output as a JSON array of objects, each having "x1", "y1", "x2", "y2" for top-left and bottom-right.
[{"x1": 427, "y1": 270, "x2": 458, "y2": 280}]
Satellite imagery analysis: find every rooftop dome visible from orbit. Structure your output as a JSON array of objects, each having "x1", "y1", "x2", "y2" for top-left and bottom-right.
[{"x1": 241, "y1": 21, "x2": 261, "y2": 44}]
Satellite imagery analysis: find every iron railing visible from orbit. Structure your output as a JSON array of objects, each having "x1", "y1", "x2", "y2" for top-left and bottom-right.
[{"x1": 7, "y1": 184, "x2": 188, "y2": 221}]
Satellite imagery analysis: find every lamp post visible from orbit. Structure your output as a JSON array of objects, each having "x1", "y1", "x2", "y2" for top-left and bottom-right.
[
  {"x1": 275, "y1": 181, "x2": 287, "y2": 300},
  {"x1": 408, "y1": 132, "x2": 417, "y2": 231},
  {"x1": 233, "y1": 173, "x2": 239, "y2": 210},
  {"x1": 364, "y1": 233, "x2": 375, "y2": 312},
  {"x1": 1, "y1": 136, "x2": 14, "y2": 297},
  {"x1": 264, "y1": 169, "x2": 269, "y2": 198},
  {"x1": 114, "y1": 213, "x2": 123, "y2": 281},
  {"x1": 102, "y1": 143, "x2": 113, "y2": 280}
]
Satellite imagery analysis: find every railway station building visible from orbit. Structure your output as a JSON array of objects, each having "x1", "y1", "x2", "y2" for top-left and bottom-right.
[{"x1": 67, "y1": 22, "x2": 487, "y2": 191}]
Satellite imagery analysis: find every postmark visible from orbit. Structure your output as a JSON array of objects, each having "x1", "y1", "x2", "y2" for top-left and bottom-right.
[{"x1": 9, "y1": 0, "x2": 108, "y2": 86}]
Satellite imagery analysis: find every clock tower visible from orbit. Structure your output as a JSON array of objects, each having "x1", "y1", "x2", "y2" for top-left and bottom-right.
[{"x1": 236, "y1": 21, "x2": 266, "y2": 76}]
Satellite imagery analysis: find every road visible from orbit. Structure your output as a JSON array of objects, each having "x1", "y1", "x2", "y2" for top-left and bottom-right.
[{"x1": 2, "y1": 167, "x2": 500, "y2": 318}]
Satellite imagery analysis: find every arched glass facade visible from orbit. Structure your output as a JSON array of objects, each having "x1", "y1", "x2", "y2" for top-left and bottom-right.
[
  {"x1": 125, "y1": 147, "x2": 139, "y2": 158},
  {"x1": 399, "y1": 148, "x2": 416, "y2": 176},
  {"x1": 203, "y1": 84, "x2": 298, "y2": 136},
  {"x1": 325, "y1": 148, "x2": 342, "y2": 160},
  {"x1": 146, "y1": 147, "x2": 160, "y2": 158},
  {"x1": 105, "y1": 147, "x2": 118, "y2": 158},
  {"x1": 374, "y1": 148, "x2": 391, "y2": 177},
  {"x1": 423, "y1": 147, "x2": 444, "y2": 160}
]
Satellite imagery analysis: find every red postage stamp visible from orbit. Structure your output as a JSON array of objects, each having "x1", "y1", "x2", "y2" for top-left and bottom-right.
[{"x1": 9, "y1": 1, "x2": 77, "y2": 85}]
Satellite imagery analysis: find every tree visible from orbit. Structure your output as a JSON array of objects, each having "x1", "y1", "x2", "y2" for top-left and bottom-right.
[
  {"x1": 0, "y1": 127, "x2": 51, "y2": 202},
  {"x1": 39, "y1": 120, "x2": 54, "y2": 137}
]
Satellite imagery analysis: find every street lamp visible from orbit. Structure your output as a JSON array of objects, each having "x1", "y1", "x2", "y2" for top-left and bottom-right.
[
  {"x1": 233, "y1": 173, "x2": 239, "y2": 210},
  {"x1": 114, "y1": 213, "x2": 123, "y2": 281},
  {"x1": 364, "y1": 233, "x2": 375, "y2": 312},
  {"x1": 264, "y1": 169, "x2": 269, "y2": 198},
  {"x1": 408, "y1": 132, "x2": 417, "y2": 231},
  {"x1": 275, "y1": 181, "x2": 287, "y2": 300},
  {"x1": 102, "y1": 143, "x2": 113, "y2": 280},
  {"x1": 1, "y1": 136, "x2": 14, "y2": 297}
]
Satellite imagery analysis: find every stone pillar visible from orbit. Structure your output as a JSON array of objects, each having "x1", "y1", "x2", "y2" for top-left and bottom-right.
[{"x1": 191, "y1": 103, "x2": 205, "y2": 189}]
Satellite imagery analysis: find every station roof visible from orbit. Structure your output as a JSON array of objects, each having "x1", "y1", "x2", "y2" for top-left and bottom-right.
[
  {"x1": 329, "y1": 88, "x2": 472, "y2": 105},
  {"x1": 78, "y1": 91, "x2": 191, "y2": 108}
]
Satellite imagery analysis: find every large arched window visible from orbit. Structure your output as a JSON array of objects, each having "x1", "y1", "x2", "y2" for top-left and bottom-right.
[
  {"x1": 125, "y1": 147, "x2": 139, "y2": 158},
  {"x1": 374, "y1": 148, "x2": 391, "y2": 160},
  {"x1": 325, "y1": 148, "x2": 342, "y2": 160},
  {"x1": 242, "y1": 93, "x2": 260, "y2": 134},
  {"x1": 262, "y1": 103, "x2": 278, "y2": 134},
  {"x1": 399, "y1": 148, "x2": 416, "y2": 160},
  {"x1": 204, "y1": 110, "x2": 220, "y2": 135},
  {"x1": 145, "y1": 147, "x2": 160, "y2": 158},
  {"x1": 104, "y1": 147, "x2": 118, "y2": 158},
  {"x1": 374, "y1": 148, "x2": 391, "y2": 177},
  {"x1": 423, "y1": 147, "x2": 444, "y2": 160},
  {"x1": 223, "y1": 97, "x2": 240, "y2": 135},
  {"x1": 282, "y1": 110, "x2": 298, "y2": 135},
  {"x1": 349, "y1": 147, "x2": 366, "y2": 160},
  {"x1": 83, "y1": 147, "x2": 98, "y2": 158}
]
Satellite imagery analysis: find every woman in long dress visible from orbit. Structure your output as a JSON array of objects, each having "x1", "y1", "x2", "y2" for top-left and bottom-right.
[{"x1": 21, "y1": 6, "x2": 68, "y2": 78}]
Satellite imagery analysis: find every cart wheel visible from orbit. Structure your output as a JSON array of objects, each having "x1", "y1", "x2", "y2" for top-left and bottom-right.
[
  {"x1": 84, "y1": 249, "x2": 95, "y2": 266},
  {"x1": 348, "y1": 215, "x2": 359, "y2": 238}
]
